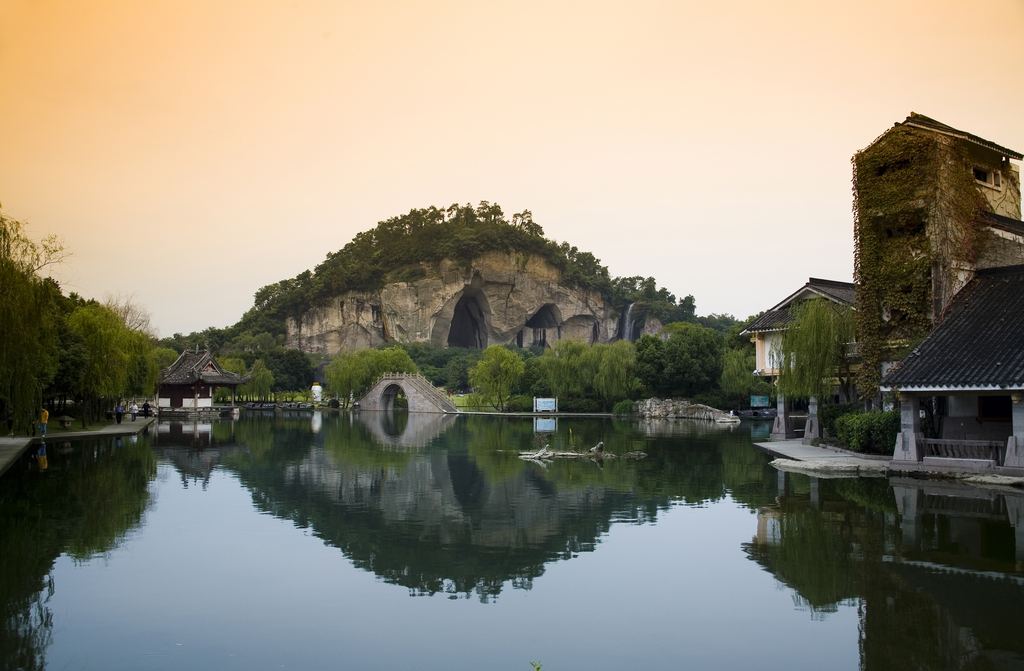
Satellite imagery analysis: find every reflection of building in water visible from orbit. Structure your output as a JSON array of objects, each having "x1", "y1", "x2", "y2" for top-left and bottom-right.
[
  {"x1": 152, "y1": 420, "x2": 246, "y2": 489},
  {"x1": 746, "y1": 475, "x2": 1024, "y2": 668},
  {"x1": 893, "y1": 478, "x2": 1024, "y2": 568}
]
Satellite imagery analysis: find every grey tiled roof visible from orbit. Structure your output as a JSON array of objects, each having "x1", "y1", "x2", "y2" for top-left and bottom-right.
[
  {"x1": 159, "y1": 350, "x2": 251, "y2": 386},
  {"x1": 742, "y1": 278, "x2": 856, "y2": 334},
  {"x1": 882, "y1": 265, "x2": 1024, "y2": 391}
]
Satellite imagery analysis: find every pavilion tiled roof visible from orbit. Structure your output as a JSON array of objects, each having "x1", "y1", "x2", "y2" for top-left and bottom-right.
[
  {"x1": 882, "y1": 265, "x2": 1024, "y2": 392},
  {"x1": 159, "y1": 349, "x2": 251, "y2": 386},
  {"x1": 742, "y1": 278, "x2": 856, "y2": 334}
]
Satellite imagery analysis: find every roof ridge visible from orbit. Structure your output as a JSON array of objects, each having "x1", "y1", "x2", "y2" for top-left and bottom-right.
[{"x1": 807, "y1": 278, "x2": 855, "y2": 288}]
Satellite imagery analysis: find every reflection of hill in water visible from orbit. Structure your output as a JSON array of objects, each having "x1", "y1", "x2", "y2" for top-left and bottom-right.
[
  {"x1": 228, "y1": 412, "x2": 625, "y2": 600},
  {"x1": 745, "y1": 476, "x2": 1024, "y2": 669},
  {"x1": 212, "y1": 411, "x2": 779, "y2": 600}
]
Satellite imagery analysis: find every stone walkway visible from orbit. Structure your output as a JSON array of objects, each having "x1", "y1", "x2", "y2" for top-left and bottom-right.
[
  {"x1": 0, "y1": 417, "x2": 156, "y2": 478},
  {"x1": 754, "y1": 439, "x2": 889, "y2": 477}
]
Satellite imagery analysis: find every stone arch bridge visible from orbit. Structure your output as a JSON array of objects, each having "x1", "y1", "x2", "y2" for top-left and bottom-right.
[{"x1": 357, "y1": 373, "x2": 459, "y2": 414}]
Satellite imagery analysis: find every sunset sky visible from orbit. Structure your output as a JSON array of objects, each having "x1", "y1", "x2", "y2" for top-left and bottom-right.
[{"x1": 2, "y1": 0, "x2": 1023, "y2": 336}]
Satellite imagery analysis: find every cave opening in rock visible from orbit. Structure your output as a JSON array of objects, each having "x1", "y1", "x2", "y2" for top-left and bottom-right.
[
  {"x1": 447, "y1": 291, "x2": 490, "y2": 348},
  {"x1": 524, "y1": 304, "x2": 561, "y2": 348}
]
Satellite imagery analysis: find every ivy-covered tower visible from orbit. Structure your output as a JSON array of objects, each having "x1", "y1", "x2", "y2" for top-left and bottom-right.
[{"x1": 853, "y1": 113, "x2": 1023, "y2": 397}]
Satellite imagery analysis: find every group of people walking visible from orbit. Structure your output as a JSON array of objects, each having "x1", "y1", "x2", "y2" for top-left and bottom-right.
[{"x1": 114, "y1": 400, "x2": 150, "y2": 423}]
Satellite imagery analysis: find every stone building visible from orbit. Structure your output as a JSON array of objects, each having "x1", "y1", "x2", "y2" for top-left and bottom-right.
[{"x1": 854, "y1": 113, "x2": 1023, "y2": 394}]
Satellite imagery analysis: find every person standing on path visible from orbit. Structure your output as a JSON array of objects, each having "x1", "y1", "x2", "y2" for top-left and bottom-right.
[
  {"x1": 115, "y1": 402, "x2": 123, "y2": 424},
  {"x1": 39, "y1": 408, "x2": 48, "y2": 437},
  {"x1": 142, "y1": 401, "x2": 151, "y2": 418},
  {"x1": 130, "y1": 402, "x2": 138, "y2": 421}
]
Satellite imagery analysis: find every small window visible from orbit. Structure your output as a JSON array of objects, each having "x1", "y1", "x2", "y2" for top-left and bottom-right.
[
  {"x1": 978, "y1": 395, "x2": 1012, "y2": 422},
  {"x1": 973, "y1": 167, "x2": 989, "y2": 183},
  {"x1": 994, "y1": 171, "x2": 1001, "y2": 187}
]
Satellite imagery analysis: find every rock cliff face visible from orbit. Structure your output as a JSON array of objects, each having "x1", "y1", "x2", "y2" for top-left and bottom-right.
[{"x1": 286, "y1": 251, "x2": 658, "y2": 354}]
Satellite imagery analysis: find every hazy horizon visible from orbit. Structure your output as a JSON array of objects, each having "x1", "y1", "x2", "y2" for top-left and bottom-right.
[{"x1": 2, "y1": 0, "x2": 1022, "y2": 336}]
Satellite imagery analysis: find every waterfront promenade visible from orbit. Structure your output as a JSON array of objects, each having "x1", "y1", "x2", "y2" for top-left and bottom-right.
[
  {"x1": 0, "y1": 417, "x2": 156, "y2": 478},
  {"x1": 756, "y1": 438, "x2": 1024, "y2": 488},
  {"x1": 754, "y1": 439, "x2": 888, "y2": 476}
]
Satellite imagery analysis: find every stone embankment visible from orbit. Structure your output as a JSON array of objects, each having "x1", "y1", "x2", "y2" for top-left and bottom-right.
[{"x1": 634, "y1": 398, "x2": 740, "y2": 424}]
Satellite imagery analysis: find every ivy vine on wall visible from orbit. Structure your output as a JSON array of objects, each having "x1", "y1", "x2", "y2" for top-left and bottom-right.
[{"x1": 852, "y1": 126, "x2": 991, "y2": 398}]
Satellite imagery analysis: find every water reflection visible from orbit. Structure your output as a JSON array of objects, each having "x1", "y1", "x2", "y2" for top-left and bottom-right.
[
  {"x1": 4, "y1": 413, "x2": 1024, "y2": 670},
  {"x1": 747, "y1": 475, "x2": 1024, "y2": 669},
  {"x1": 0, "y1": 436, "x2": 157, "y2": 671}
]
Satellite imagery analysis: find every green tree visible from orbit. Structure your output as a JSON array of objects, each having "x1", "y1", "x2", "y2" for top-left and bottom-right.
[
  {"x1": 215, "y1": 357, "x2": 247, "y2": 402},
  {"x1": 470, "y1": 345, "x2": 526, "y2": 410},
  {"x1": 243, "y1": 359, "x2": 275, "y2": 401},
  {"x1": 540, "y1": 339, "x2": 599, "y2": 400},
  {"x1": 637, "y1": 324, "x2": 724, "y2": 398},
  {"x1": 68, "y1": 303, "x2": 134, "y2": 425},
  {"x1": 150, "y1": 347, "x2": 180, "y2": 372},
  {"x1": 323, "y1": 347, "x2": 417, "y2": 405},
  {"x1": 0, "y1": 210, "x2": 65, "y2": 431},
  {"x1": 593, "y1": 340, "x2": 639, "y2": 409},
  {"x1": 775, "y1": 298, "x2": 857, "y2": 402}
]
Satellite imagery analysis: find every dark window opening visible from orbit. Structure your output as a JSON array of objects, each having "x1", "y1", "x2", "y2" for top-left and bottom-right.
[
  {"x1": 978, "y1": 395, "x2": 1011, "y2": 423},
  {"x1": 973, "y1": 167, "x2": 989, "y2": 183},
  {"x1": 994, "y1": 171, "x2": 1001, "y2": 187},
  {"x1": 876, "y1": 159, "x2": 910, "y2": 177}
]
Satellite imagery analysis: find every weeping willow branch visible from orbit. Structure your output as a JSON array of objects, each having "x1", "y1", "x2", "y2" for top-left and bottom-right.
[{"x1": 774, "y1": 299, "x2": 856, "y2": 402}]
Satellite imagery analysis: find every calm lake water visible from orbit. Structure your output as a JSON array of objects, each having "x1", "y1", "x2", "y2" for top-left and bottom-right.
[{"x1": 2, "y1": 412, "x2": 1023, "y2": 671}]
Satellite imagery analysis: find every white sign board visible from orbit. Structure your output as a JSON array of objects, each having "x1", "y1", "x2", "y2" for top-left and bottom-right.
[{"x1": 533, "y1": 397, "x2": 558, "y2": 412}]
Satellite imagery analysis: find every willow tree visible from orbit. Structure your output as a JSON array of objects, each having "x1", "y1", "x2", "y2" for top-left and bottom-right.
[
  {"x1": 540, "y1": 339, "x2": 599, "y2": 399},
  {"x1": 0, "y1": 208, "x2": 66, "y2": 431},
  {"x1": 470, "y1": 345, "x2": 525, "y2": 411},
  {"x1": 775, "y1": 298, "x2": 857, "y2": 403},
  {"x1": 68, "y1": 303, "x2": 133, "y2": 425},
  {"x1": 323, "y1": 347, "x2": 417, "y2": 405},
  {"x1": 243, "y1": 360, "x2": 275, "y2": 401},
  {"x1": 593, "y1": 340, "x2": 639, "y2": 409}
]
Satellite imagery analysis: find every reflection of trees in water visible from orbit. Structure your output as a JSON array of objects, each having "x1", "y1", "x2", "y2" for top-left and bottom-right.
[
  {"x1": 216, "y1": 413, "x2": 783, "y2": 601},
  {"x1": 0, "y1": 437, "x2": 156, "y2": 670},
  {"x1": 745, "y1": 477, "x2": 1024, "y2": 669}
]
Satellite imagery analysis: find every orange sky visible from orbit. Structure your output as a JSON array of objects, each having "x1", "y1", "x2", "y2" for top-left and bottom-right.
[{"x1": 2, "y1": 0, "x2": 1023, "y2": 335}]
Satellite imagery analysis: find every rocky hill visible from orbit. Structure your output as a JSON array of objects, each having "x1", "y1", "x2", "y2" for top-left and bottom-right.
[
  {"x1": 286, "y1": 250, "x2": 664, "y2": 354},
  {"x1": 225, "y1": 202, "x2": 692, "y2": 356}
]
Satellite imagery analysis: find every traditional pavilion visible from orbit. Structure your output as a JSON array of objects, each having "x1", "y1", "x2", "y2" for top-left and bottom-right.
[
  {"x1": 882, "y1": 265, "x2": 1024, "y2": 472},
  {"x1": 156, "y1": 348, "x2": 251, "y2": 413}
]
